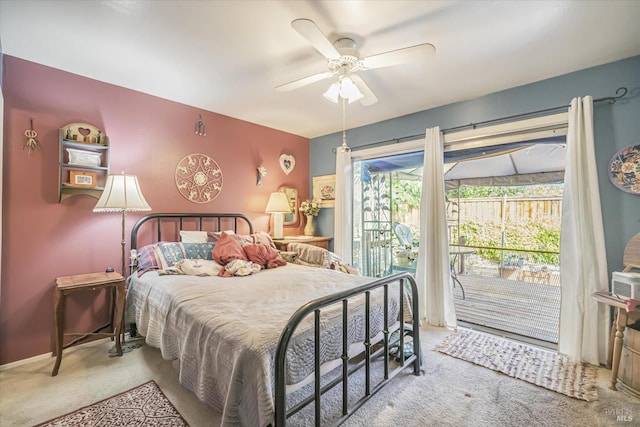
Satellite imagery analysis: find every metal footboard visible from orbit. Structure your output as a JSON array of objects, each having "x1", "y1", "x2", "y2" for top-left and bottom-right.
[{"x1": 274, "y1": 272, "x2": 421, "y2": 426}]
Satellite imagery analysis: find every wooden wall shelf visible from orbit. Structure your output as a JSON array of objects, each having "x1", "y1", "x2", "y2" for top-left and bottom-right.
[{"x1": 58, "y1": 123, "x2": 110, "y2": 202}]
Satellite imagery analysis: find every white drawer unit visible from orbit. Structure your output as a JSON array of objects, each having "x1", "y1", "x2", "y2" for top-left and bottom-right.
[{"x1": 612, "y1": 271, "x2": 640, "y2": 299}]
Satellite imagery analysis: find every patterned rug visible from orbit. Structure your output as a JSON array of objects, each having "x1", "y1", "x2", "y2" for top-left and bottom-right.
[
  {"x1": 34, "y1": 380, "x2": 188, "y2": 426},
  {"x1": 436, "y1": 329, "x2": 598, "y2": 401}
]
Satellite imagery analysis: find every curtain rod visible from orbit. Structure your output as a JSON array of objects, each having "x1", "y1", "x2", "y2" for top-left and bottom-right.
[{"x1": 336, "y1": 87, "x2": 628, "y2": 153}]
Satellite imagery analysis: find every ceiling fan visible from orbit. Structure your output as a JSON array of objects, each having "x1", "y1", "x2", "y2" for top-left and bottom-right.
[{"x1": 276, "y1": 18, "x2": 436, "y2": 106}]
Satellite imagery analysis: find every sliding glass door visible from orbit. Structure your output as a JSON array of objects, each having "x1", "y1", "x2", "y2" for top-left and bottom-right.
[{"x1": 351, "y1": 138, "x2": 565, "y2": 346}]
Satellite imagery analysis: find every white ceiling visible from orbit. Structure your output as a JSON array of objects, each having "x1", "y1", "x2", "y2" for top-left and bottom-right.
[{"x1": 1, "y1": 1, "x2": 639, "y2": 139}]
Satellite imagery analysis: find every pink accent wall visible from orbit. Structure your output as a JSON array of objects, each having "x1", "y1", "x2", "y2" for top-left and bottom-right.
[{"x1": 0, "y1": 56, "x2": 310, "y2": 365}]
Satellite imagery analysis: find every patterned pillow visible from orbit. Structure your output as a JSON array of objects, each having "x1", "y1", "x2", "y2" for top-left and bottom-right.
[
  {"x1": 136, "y1": 244, "x2": 161, "y2": 276},
  {"x1": 182, "y1": 242, "x2": 215, "y2": 260},
  {"x1": 207, "y1": 230, "x2": 236, "y2": 242},
  {"x1": 208, "y1": 230, "x2": 252, "y2": 246},
  {"x1": 249, "y1": 231, "x2": 276, "y2": 248},
  {"x1": 155, "y1": 242, "x2": 186, "y2": 269}
]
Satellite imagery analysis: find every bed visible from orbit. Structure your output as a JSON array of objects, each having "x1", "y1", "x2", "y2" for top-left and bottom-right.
[{"x1": 126, "y1": 213, "x2": 421, "y2": 426}]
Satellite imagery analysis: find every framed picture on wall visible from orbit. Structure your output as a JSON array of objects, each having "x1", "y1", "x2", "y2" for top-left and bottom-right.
[{"x1": 313, "y1": 174, "x2": 336, "y2": 208}]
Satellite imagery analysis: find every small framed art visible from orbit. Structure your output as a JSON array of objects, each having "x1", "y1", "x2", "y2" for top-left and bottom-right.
[
  {"x1": 69, "y1": 170, "x2": 97, "y2": 188},
  {"x1": 313, "y1": 174, "x2": 336, "y2": 208}
]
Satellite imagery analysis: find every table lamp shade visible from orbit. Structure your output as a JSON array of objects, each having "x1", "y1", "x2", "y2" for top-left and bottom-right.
[
  {"x1": 265, "y1": 192, "x2": 291, "y2": 214},
  {"x1": 93, "y1": 174, "x2": 151, "y2": 212}
]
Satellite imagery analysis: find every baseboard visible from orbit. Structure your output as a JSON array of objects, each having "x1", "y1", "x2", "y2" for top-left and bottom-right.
[{"x1": 0, "y1": 332, "x2": 132, "y2": 372}]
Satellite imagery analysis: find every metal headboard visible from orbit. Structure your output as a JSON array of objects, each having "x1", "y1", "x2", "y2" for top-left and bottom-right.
[{"x1": 130, "y1": 213, "x2": 254, "y2": 250}]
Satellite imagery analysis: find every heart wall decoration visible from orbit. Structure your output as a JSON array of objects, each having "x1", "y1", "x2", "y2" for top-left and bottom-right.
[{"x1": 279, "y1": 154, "x2": 295, "y2": 175}]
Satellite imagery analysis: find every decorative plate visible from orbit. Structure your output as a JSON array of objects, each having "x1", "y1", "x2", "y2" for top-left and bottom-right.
[
  {"x1": 609, "y1": 144, "x2": 640, "y2": 195},
  {"x1": 175, "y1": 153, "x2": 223, "y2": 203}
]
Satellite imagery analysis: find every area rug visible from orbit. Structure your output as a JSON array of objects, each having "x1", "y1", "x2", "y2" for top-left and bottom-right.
[
  {"x1": 34, "y1": 380, "x2": 188, "y2": 426},
  {"x1": 436, "y1": 328, "x2": 598, "y2": 401}
]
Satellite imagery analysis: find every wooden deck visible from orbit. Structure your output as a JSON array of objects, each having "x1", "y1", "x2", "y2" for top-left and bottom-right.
[{"x1": 453, "y1": 274, "x2": 560, "y2": 344}]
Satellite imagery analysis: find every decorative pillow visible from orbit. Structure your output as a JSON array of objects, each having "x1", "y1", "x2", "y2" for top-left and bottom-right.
[
  {"x1": 136, "y1": 244, "x2": 161, "y2": 276},
  {"x1": 182, "y1": 242, "x2": 215, "y2": 260},
  {"x1": 279, "y1": 251, "x2": 299, "y2": 263},
  {"x1": 288, "y1": 242, "x2": 330, "y2": 268},
  {"x1": 180, "y1": 230, "x2": 208, "y2": 243},
  {"x1": 249, "y1": 231, "x2": 276, "y2": 248},
  {"x1": 243, "y1": 244, "x2": 286, "y2": 269},
  {"x1": 155, "y1": 242, "x2": 186, "y2": 269},
  {"x1": 212, "y1": 231, "x2": 248, "y2": 265}
]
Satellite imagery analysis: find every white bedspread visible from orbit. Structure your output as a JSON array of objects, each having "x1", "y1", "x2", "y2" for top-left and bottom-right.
[{"x1": 127, "y1": 263, "x2": 401, "y2": 427}]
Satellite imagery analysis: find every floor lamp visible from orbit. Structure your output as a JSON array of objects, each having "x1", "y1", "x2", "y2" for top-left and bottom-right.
[
  {"x1": 93, "y1": 172, "x2": 152, "y2": 277},
  {"x1": 94, "y1": 172, "x2": 151, "y2": 343}
]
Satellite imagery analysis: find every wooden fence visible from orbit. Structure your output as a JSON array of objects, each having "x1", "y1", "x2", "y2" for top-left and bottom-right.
[{"x1": 455, "y1": 197, "x2": 562, "y2": 224}]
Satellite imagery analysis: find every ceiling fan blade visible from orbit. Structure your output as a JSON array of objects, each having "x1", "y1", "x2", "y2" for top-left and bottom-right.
[
  {"x1": 275, "y1": 71, "x2": 335, "y2": 92},
  {"x1": 291, "y1": 18, "x2": 341, "y2": 60},
  {"x1": 361, "y1": 43, "x2": 435, "y2": 70},
  {"x1": 351, "y1": 75, "x2": 378, "y2": 106}
]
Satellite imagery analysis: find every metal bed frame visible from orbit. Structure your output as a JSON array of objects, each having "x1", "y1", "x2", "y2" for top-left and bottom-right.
[{"x1": 129, "y1": 213, "x2": 421, "y2": 426}]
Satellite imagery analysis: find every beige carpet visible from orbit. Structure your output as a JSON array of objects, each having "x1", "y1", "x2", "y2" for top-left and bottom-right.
[
  {"x1": 33, "y1": 380, "x2": 188, "y2": 426},
  {"x1": 436, "y1": 329, "x2": 598, "y2": 401},
  {"x1": 2, "y1": 327, "x2": 638, "y2": 426}
]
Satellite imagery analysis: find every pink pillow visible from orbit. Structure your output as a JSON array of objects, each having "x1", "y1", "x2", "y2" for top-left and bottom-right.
[
  {"x1": 243, "y1": 244, "x2": 287, "y2": 269},
  {"x1": 212, "y1": 232, "x2": 248, "y2": 265}
]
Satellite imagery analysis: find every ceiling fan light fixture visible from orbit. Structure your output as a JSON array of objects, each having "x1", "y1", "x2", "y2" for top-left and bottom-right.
[
  {"x1": 347, "y1": 89, "x2": 364, "y2": 104},
  {"x1": 339, "y1": 76, "x2": 363, "y2": 102},
  {"x1": 323, "y1": 82, "x2": 340, "y2": 103}
]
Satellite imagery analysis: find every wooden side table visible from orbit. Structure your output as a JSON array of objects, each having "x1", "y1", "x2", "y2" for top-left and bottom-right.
[
  {"x1": 272, "y1": 236, "x2": 332, "y2": 251},
  {"x1": 591, "y1": 291, "x2": 640, "y2": 390},
  {"x1": 52, "y1": 271, "x2": 125, "y2": 376}
]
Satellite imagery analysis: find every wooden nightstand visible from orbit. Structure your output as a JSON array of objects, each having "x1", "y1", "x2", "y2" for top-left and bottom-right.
[
  {"x1": 52, "y1": 271, "x2": 125, "y2": 376},
  {"x1": 272, "y1": 236, "x2": 333, "y2": 251}
]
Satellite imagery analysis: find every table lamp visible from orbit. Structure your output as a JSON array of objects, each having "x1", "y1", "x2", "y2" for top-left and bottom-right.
[{"x1": 265, "y1": 192, "x2": 291, "y2": 239}]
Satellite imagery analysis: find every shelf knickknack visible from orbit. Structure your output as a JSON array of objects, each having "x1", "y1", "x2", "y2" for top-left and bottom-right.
[{"x1": 58, "y1": 122, "x2": 110, "y2": 202}]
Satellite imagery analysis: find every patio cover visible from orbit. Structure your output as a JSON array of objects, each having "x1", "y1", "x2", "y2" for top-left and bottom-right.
[
  {"x1": 362, "y1": 137, "x2": 566, "y2": 189},
  {"x1": 443, "y1": 141, "x2": 566, "y2": 189}
]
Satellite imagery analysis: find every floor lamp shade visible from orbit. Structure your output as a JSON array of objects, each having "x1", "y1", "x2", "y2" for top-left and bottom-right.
[
  {"x1": 93, "y1": 174, "x2": 152, "y2": 212},
  {"x1": 265, "y1": 192, "x2": 291, "y2": 239}
]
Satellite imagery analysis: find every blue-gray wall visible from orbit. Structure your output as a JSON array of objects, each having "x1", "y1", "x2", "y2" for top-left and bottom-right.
[{"x1": 310, "y1": 55, "x2": 640, "y2": 277}]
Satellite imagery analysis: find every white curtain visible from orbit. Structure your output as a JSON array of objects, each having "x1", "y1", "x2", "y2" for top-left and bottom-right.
[
  {"x1": 334, "y1": 145, "x2": 353, "y2": 264},
  {"x1": 559, "y1": 96, "x2": 609, "y2": 364},
  {"x1": 415, "y1": 127, "x2": 457, "y2": 327}
]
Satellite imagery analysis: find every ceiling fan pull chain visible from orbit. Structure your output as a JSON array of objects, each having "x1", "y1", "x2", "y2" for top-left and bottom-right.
[{"x1": 341, "y1": 97, "x2": 348, "y2": 149}]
